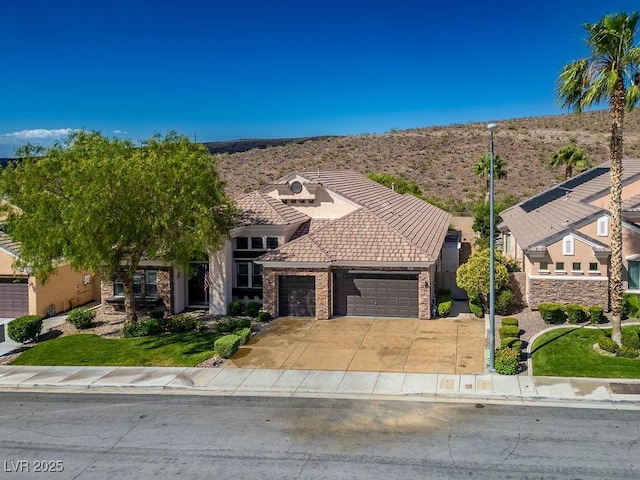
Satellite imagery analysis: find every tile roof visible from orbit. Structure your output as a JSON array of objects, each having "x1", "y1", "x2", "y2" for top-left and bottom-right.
[
  {"x1": 236, "y1": 191, "x2": 309, "y2": 226},
  {"x1": 259, "y1": 208, "x2": 435, "y2": 263},
  {"x1": 0, "y1": 231, "x2": 21, "y2": 258},
  {"x1": 500, "y1": 159, "x2": 640, "y2": 250},
  {"x1": 257, "y1": 171, "x2": 451, "y2": 264}
]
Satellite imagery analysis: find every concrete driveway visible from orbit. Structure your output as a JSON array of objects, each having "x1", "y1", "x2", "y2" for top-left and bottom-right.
[{"x1": 228, "y1": 316, "x2": 485, "y2": 374}]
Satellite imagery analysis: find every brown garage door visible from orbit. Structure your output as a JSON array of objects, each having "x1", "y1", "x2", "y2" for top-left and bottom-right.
[
  {"x1": 0, "y1": 279, "x2": 29, "y2": 317},
  {"x1": 334, "y1": 271, "x2": 419, "y2": 318},
  {"x1": 279, "y1": 275, "x2": 315, "y2": 316}
]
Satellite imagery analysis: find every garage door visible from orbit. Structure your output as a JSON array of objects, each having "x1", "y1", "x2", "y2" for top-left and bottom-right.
[
  {"x1": 0, "y1": 279, "x2": 29, "y2": 317},
  {"x1": 334, "y1": 271, "x2": 419, "y2": 317},
  {"x1": 279, "y1": 275, "x2": 316, "y2": 316}
]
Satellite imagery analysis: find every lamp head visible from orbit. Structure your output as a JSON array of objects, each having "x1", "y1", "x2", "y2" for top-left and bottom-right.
[{"x1": 487, "y1": 123, "x2": 498, "y2": 131}]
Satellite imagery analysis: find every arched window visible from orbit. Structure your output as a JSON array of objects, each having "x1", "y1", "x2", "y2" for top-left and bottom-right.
[
  {"x1": 597, "y1": 216, "x2": 608, "y2": 237},
  {"x1": 562, "y1": 235, "x2": 574, "y2": 256}
]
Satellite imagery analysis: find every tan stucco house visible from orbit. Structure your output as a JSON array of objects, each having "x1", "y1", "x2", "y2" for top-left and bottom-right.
[
  {"x1": 499, "y1": 159, "x2": 640, "y2": 310},
  {"x1": 101, "y1": 170, "x2": 453, "y2": 320},
  {"x1": 0, "y1": 231, "x2": 101, "y2": 318}
]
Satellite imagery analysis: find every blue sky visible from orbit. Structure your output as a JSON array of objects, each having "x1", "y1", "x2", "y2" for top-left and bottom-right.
[{"x1": 0, "y1": 0, "x2": 638, "y2": 157}]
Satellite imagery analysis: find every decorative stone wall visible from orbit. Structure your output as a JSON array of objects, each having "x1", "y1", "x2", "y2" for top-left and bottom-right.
[
  {"x1": 529, "y1": 277, "x2": 609, "y2": 310},
  {"x1": 99, "y1": 267, "x2": 173, "y2": 315},
  {"x1": 100, "y1": 277, "x2": 118, "y2": 314},
  {"x1": 418, "y1": 270, "x2": 432, "y2": 320}
]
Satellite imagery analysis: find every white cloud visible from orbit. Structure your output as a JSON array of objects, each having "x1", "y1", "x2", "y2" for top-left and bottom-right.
[
  {"x1": 0, "y1": 128, "x2": 75, "y2": 141},
  {"x1": 113, "y1": 130, "x2": 127, "y2": 134}
]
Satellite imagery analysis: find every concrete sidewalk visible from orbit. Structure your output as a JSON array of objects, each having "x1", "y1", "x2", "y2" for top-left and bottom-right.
[{"x1": 1, "y1": 364, "x2": 639, "y2": 409}]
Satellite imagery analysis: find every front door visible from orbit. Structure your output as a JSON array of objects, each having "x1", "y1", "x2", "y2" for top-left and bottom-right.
[{"x1": 188, "y1": 262, "x2": 210, "y2": 306}]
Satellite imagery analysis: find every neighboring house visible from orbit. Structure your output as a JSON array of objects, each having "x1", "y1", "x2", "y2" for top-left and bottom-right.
[
  {"x1": 0, "y1": 231, "x2": 101, "y2": 318},
  {"x1": 499, "y1": 159, "x2": 640, "y2": 310},
  {"x1": 101, "y1": 170, "x2": 452, "y2": 320}
]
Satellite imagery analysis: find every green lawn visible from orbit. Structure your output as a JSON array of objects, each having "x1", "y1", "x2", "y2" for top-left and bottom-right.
[
  {"x1": 11, "y1": 332, "x2": 221, "y2": 367},
  {"x1": 531, "y1": 325, "x2": 640, "y2": 378}
]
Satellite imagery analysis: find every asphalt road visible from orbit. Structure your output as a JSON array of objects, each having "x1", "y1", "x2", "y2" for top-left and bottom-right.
[{"x1": 0, "y1": 392, "x2": 639, "y2": 479}]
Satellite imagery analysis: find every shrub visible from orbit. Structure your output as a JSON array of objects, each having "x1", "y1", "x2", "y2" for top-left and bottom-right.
[
  {"x1": 233, "y1": 327, "x2": 251, "y2": 345},
  {"x1": 566, "y1": 304, "x2": 588, "y2": 324},
  {"x1": 499, "y1": 325, "x2": 521, "y2": 339},
  {"x1": 215, "y1": 334, "x2": 241, "y2": 358},
  {"x1": 501, "y1": 336, "x2": 523, "y2": 350},
  {"x1": 149, "y1": 307, "x2": 165, "y2": 320},
  {"x1": 501, "y1": 317, "x2": 519, "y2": 327},
  {"x1": 437, "y1": 290, "x2": 452, "y2": 316},
  {"x1": 621, "y1": 330, "x2": 640, "y2": 350},
  {"x1": 237, "y1": 317, "x2": 252, "y2": 329},
  {"x1": 162, "y1": 314, "x2": 199, "y2": 333},
  {"x1": 122, "y1": 319, "x2": 162, "y2": 338},
  {"x1": 495, "y1": 289, "x2": 514, "y2": 316},
  {"x1": 494, "y1": 348, "x2": 520, "y2": 375},
  {"x1": 213, "y1": 318, "x2": 239, "y2": 333},
  {"x1": 7, "y1": 315, "x2": 43, "y2": 343},
  {"x1": 67, "y1": 307, "x2": 95, "y2": 329},
  {"x1": 588, "y1": 306, "x2": 604, "y2": 325},
  {"x1": 623, "y1": 293, "x2": 640, "y2": 319},
  {"x1": 469, "y1": 296, "x2": 483, "y2": 318},
  {"x1": 228, "y1": 301, "x2": 245, "y2": 316},
  {"x1": 597, "y1": 336, "x2": 619, "y2": 354},
  {"x1": 244, "y1": 302, "x2": 261, "y2": 318},
  {"x1": 618, "y1": 347, "x2": 639, "y2": 359},
  {"x1": 538, "y1": 303, "x2": 566, "y2": 324},
  {"x1": 258, "y1": 311, "x2": 272, "y2": 322}
]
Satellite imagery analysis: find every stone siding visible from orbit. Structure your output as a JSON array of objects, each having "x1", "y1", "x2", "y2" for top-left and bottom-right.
[
  {"x1": 528, "y1": 277, "x2": 609, "y2": 310},
  {"x1": 100, "y1": 267, "x2": 173, "y2": 315},
  {"x1": 508, "y1": 272, "x2": 527, "y2": 309}
]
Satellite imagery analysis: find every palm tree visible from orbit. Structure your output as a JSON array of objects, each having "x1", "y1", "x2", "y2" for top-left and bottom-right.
[
  {"x1": 550, "y1": 146, "x2": 590, "y2": 179},
  {"x1": 557, "y1": 11, "x2": 640, "y2": 344},
  {"x1": 472, "y1": 153, "x2": 507, "y2": 201}
]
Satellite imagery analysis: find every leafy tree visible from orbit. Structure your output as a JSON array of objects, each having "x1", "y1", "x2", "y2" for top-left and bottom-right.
[
  {"x1": 456, "y1": 248, "x2": 510, "y2": 308},
  {"x1": 557, "y1": 11, "x2": 640, "y2": 344},
  {"x1": 550, "y1": 146, "x2": 590, "y2": 179},
  {"x1": 472, "y1": 200, "x2": 509, "y2": 239},
  {"x1": 472, "y1": 153, "x2": 507, "y2": 200},
  {"x1": 0, "y1": 131, "x2": 239, "y2": 324}
]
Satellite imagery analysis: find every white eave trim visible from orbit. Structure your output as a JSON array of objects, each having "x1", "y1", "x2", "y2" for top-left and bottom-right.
[
  {"x1": 0, "y1": 245, "x2": 20, "y2": 259},
  {"x1": 254, "y1": 261, "x2": 331, "y2": 268}
]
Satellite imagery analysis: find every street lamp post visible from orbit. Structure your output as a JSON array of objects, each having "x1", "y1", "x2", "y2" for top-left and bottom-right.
[{"x1": 487, "y1": 123, "x2": 498, "y2": 373}]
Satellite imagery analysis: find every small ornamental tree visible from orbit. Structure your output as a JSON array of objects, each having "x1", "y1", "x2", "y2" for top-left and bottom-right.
[
  {"x1": 456, "y1": 248, "x2": 509, "y2": 310},
  {"x1": 0, "y1": 131, "x2": 239, "y2": 324}
]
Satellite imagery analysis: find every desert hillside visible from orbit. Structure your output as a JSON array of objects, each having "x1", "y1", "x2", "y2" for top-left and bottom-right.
[{"x1": 212, "y1": 109, "x2": 640, "y2": 213}]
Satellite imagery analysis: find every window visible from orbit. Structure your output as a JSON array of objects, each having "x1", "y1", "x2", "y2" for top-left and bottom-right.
[
  {"x1": 113, "y1": 269, "x2": 158, "y2": 297},
  {"x1": 251, "y1": 237, "x2": 264, "y2": 250},
  {"x1": 236, "y1": 237, "x2": 248, "y2": 250},
  {"x1": 589, "y1": 262, "x2": 599, "y2": 272},
  {"x1": 597, "y1": 216, "x2": 609, "y2": 237},
  {"x1": 556, "y1": 262, "x2": 565, "y2": 272},
  {"x1": 539, "y1": 261, "x2": 549, "y2": 271},
  {"x1": 236, "y1": 262, "x2": 249, "y2": 287},
  {"x1": 629, "y1": 261, "x2": 640, "y2": 290},
  {"x1": 572, "y1": 262, "x2": 581, "y2": 271},
  {"x1": 562, "y1": 235, "x2": 574, "y2": 255},
  {"x1": 252, "y1": 263, "x2": 263, "y2": 287},
  {"x1": 236, "y1": 261, "x2": 263, "y2": 288},
  {"x1": 266, "y1": 237, "x2": 279, "y2": 250},
  {"x1": 505, "y1": 233, "x2": 511, "y2": 254}
]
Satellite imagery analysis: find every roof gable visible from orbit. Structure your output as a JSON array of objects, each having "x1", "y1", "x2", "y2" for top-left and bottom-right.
[{"x1": 236, "y1": 191, "x2": 309, "y2": 226}]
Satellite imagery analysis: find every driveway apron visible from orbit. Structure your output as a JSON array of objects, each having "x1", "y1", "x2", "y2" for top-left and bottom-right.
[{"x1": 228, "y1": 316, "x2": 484, "y2": 374}]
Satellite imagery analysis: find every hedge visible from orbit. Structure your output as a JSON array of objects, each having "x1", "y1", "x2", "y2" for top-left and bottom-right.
[
  {"x1": 244, "y1": 302, "x2": 261, "y2": 318},
  {"x1": 215, "y1": 334, "x2": 242, "y2": 358},
  {"x1": 469, "y1": 296, "x2": 483, "y2": 318},
  {"x1": 7, "y1": 315, "x2": 43, "y2": 343},
  {"x1": 566, "y1": 304, "x2": 588, "y2": 324},
  {"x1": 621, "y1": 330, "x2": 640, "y2": 351},
  {"x1": 499, "y1": 325, "x2": 521, "y2": 339},
  {"x1": 500, "y1": 337, "x2": 523, "y2": 351},
  {"x1": 258, "y1": 311, "x2": 272, "y2": 322},
  {"x1": 538, "y1": 303, "x2": 566, "y2": 324},
  {"x1": 501, "y1": 317, "x2": 519, "y2": 327},
  {"x1": 495, "y1": 348, "x2": 520, "y2": 375},
  {"x1": 228, "y1": 301, "x2": 245, "y2": 316},
  {"x1": 233, "y1": 327, "x2": 252, "y2": 346},
  {"x1": 495, "y1": 289, "x2": 514, "y2": 316},
  {"x1": 437, "y1": 290, "x2": 452, "y2": 317},
  {"x1": 597, "y1": 336, "x2": 619, "y2": 354},
  {"x1": 122, "y1": 319, "x2": 162, "y2": 338},
  {"x1": 588, "y1": 306, "x2": 604, "y2": 325},
  {"x1": 67, "y1": 307, "x2": 95, "y2": 329}
]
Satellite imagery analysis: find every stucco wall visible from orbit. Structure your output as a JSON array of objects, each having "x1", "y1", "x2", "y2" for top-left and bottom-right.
[
  {"x1": 0, "y1": 249, "x2": 18, "y2": 276},
  {"x1": 32, "y1": 265, "x2": 97, "y2": 317}
]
